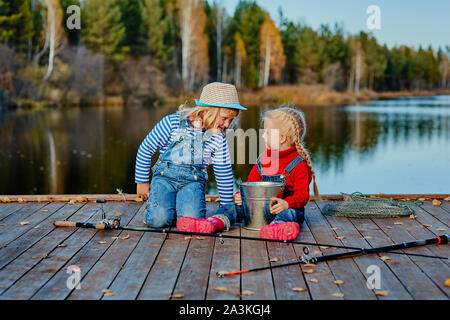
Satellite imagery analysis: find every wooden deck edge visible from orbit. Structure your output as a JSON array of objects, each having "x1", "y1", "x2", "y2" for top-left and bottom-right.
[{"x1": 0, "y1": 193, "x2": 449, "y2": 203}]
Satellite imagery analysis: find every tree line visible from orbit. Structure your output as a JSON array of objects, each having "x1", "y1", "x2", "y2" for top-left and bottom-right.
[{"x1": 0, "y1": 0, "x2": 449, "y2": 107}]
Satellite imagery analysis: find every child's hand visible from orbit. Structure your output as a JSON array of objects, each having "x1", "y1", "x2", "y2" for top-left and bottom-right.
[
  {"x1": 137, "y1": 183, "x2": 149, "y2": 200},
  {"x1": 269, "y1": 197, "x2": 289, "y2": 214},
  {"x1": 234, "y1": 191, "x2": 242, "y2": 205}
]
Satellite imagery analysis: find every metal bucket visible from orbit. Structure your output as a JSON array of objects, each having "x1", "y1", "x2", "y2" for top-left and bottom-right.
[{"x1": 239, "y1": 182, "x2": 285, "y2": 230}]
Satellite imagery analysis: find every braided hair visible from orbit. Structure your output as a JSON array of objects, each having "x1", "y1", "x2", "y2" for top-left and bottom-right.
[{"x1": 263, "y1": 106, "x2": 321, "y2": 201}]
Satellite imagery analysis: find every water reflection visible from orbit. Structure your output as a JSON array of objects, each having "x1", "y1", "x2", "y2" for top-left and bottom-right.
[{"x1": 0, "y1": 95, "x2": 449, "y2": 195}]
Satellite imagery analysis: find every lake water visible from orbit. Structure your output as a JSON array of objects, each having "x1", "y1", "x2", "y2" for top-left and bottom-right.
[{"x1": 1, "y1": 95, "x2": 449, "y2": 196}]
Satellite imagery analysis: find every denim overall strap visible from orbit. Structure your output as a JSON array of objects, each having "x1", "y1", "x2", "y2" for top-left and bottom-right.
[
  {"x1": 256, "y1": 153, "x2": 264, "y2": 175},
  {"x1": 284, "y1": 155, "x2": 305, "y2": 175}
]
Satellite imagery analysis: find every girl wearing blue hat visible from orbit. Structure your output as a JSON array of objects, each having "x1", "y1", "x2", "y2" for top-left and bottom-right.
[{"x1": 135, "y1": 82, "x2": 245, "y2": 229}]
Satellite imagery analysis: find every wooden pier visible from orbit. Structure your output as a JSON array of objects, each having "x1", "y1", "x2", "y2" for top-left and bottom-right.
[{"x1": 0, "y1": 195, "x2": 449, "y2": 300}]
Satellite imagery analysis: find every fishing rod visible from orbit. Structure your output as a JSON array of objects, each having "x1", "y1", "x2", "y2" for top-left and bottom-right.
[
  {"x1": 53, "y1": 220, "x2": 449, "y2": 260},
  {"x1": 217, "y1": 234, "x2": 449, "y2": 277}
]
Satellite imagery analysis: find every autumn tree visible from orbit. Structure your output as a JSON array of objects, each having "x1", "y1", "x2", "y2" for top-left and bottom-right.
[
  {"x1": 177, "y1": 0, "x2": 209, "y2": 92},
  {"x1": 258, "y1": 12, "x2": 285, "y2": 87}
]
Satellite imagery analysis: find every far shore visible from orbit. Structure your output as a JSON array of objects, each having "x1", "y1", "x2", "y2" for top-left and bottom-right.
[{"x1": 4, "y1": 85, "x2": 450, "y2": 110}]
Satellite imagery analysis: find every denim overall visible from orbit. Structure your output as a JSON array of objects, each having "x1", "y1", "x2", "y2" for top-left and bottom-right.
[
  {"x1": 145, "y1": 117, "x2": 209, "y2": 228},
  {"x1": 213, "y1": 154, "x2": 306, "y2": 230}
]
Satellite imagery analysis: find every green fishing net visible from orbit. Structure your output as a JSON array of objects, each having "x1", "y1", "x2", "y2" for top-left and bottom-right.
[{"x1": 322, "y1": 192, "x2": 423, "y2": 218}]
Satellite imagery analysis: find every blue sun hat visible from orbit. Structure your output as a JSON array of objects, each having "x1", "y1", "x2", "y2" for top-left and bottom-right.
[{"x1": 195, "y1": 82, "x2": 247, "y2": 110}]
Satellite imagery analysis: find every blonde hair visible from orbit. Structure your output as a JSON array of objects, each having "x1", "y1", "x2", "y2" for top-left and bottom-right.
[
  {"x1": 263, "y1": 106, "x2": 321, "y2": 201},
  {"x1": 178, "y1": 104, "x2": 239, "y2": 130}
]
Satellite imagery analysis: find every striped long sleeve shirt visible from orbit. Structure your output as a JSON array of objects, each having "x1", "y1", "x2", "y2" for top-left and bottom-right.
[{"x1": 135, "y1": 113, "x2": 234, "y2": 204}]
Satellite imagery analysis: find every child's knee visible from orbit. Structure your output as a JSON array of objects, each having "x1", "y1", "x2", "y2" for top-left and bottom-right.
[{"x1": 145, "y1": 205, "x2": 173, "y2": 228}]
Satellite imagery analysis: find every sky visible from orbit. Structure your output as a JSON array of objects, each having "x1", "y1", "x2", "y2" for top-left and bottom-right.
[{"x1": 219, "y1": 0, "x2": 450, "y2": 51}]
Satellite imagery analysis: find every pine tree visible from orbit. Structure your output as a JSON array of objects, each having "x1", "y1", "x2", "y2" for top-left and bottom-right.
[
  {"x1": 117, "y1": 0, "x2": 147, "y2": 55},
  {"x1": 0, "y1": 0, "x2": 34, "y2": 51},
  {"x1": 81, "y1": 0, "x2": 127, "y2": 61},
  {"x1": 140, "y1": 0, "x2": 168, "y2": 66}
]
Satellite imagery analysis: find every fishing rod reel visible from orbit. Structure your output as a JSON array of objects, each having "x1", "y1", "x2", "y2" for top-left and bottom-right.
[
  {"x1": 298, "y1": 245, "x2": 319, "y2": 264},
  {"x1": 96, "y1": 199, "x2": 121, "y2": 229}
]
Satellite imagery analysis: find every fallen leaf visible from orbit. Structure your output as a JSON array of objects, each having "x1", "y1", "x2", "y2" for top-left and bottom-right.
[
  {"x1": 42, "y1": 209, "x2": 49, "y2": 212},
  {"x1": 379, "y1": 256, "x2": 391, "y2": 262},
  {"x1": 436, "y1": 228, "x2": 446, "y2": 231},
  {"x1": 331, "y1": 293, "x2": 344, "y2": 298},
  {"x1": 135, "y1": 197, "x2": 143, "y2": 202},
  {"x1": 196, "y1": 236, "x2": 205, "y2": 240},
  {"x1": 57, "y1": 244, "x2": 67, "y2": 248},
  {"x1": 314, "y1": 250, "x2": 322, "y2": 255},
  {"x1": 114, "y1": 212, "x2": 121, "y2": 217},
  {"x1": 269, "y1": 257, "x2": 278, "y2": 263},
  {"x1": 432, "y1": 199, "x2": 441, "y2": 206},
  {"x1": 423, "y1": 224, "x2": 432, "y2": 228},
  {"x1": 20, "y1": 221, "x2": 30, "y2": 226},
  {"x1": 214, "y1": 286, "x2": 228, "y2": 293},
  {"x1": 445, "y1": 278, "x2": 450, "y2": 287},
  {"x1": 303, "y1": 263, "x2": 316, "y2": 268},
  {"x1": 111, "y1": 236, "x2": 119, "y2": 240},
  {"x1": 171, "y1": 293, "x2": 184, "y2": 299},
  {"x1": 303, "y1": 269, "x2": 314, "y2": 274},
  {"x1": 241, "y1": 290, "x2": 254, "y2": 296},
  {"x1": 375, "y1": 290, "x2": 389, "y2": 296},
  {"x1": 364, "y1": 236, "x2": 373, "y2": 239},
  {"x1": 33, "y1": 226, "x2": 40, "y2": 229},
  {"x1": 330, "y1": 227, "x2": 338, "y2": 231},
  {"x1": 409, "y1": 214, "x2": 416, "y2": 219},
  {"x1": 334, "y1": 280, "x2": 344, "y2": 285},
  {"x1": 394, "y1": 222, "x2": 403, "y2": 225},
  {"x1": 319, "y1": 246, "x2": 329, "y2": 249},
  {"x1": 68, "y1": 200, "x2": 76, "y2": 205},
  {"x1": 335, "y1": 236, "x2": 345, "y2": 240},
  {"x1": 97, "y1": 241, "x2": 107, "y2": 244},
  {"x1": 418, "y1": 198, "x2": 426, "y2": 201},
  {"x1": 184, "y1": 236, "x2": 192, "y2": 240},
  {"x1": 386, "y1": 226, "x2": 393, "y2": 229},
  {"x1": 308, "y1": 279, "x2": 318, "y2": 283},
  {"x1": 0, "y1": 224, "x2": 6, "y2": 227},
  {"x1": 101, "y1": 289, "x2": 115, "y2": 296},
  {"x1": 120, "y1": 234, "x2": 130, "y2": 240},
  {"x1": 292, "y1": 287, "x2": 306, "y2": 292}
]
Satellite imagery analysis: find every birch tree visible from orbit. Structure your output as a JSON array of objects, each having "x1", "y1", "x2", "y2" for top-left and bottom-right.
[
  {"x1": 258, "y1": 13, "x2": 285, "y2": 87},
  {"x1": 178, "y1": 0, "x2": 209, "y2": 92},
  {"x1": 233, "y1": 32, "x2": 246, "y2": 88}
]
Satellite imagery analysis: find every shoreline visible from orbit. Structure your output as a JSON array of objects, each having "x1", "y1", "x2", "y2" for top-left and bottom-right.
[{"x1": 3, "y1": 86, "x2": 450, "y2": 110}]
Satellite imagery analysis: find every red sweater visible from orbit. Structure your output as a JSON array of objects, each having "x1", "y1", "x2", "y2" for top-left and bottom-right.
[{"x1": 246, "y1": 146, "x2": 311, "y2": 209}]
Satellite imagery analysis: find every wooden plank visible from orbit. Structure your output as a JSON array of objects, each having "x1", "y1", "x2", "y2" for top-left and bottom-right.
[
  {"x1": 171, "y1": 235, "x2": 216, "y2": 300},
  {"x1": 0, "y1": 202, "x2": 84, "y2": 270},
  {"x1": 240, "y1": 228, "x2": 275, "y2": 300},
  {"x1": 266, "y1": 241, "x2": 309, "y2": 300},
  {"x1": 292, "y1": 212, "x2": 336, "y2": 300},
  {"x1": 206, "y1": 226, "x2": 241, "y2": 300},
  {"x1": 67, "y1": 203, "x2": 146, "y2": 300},
  {"x1": 30, "y1": 202, "x2": 141, "y2": 300},
  {"x1": 102, "y1": 204, "x2": 167, "y2": 300},
  {"x1": 0, "y1": 203, "x2": 23, "y2": 221},
  {"x1": 0, "y1": 202, "x2": 105, "y2": 297},
  {"x1": 316, "y1": 203, "x2": 413, "y2": 300},
  {"x1": 0, "y1": 202, "x2": 66, "y2": 248},
  {"x1": 0, "y1": 202, "x2": 134, "y2": 299},
  {"x1": 137, "y1": 231, "x2": 190, "y2": 300},
  {"x1": 419, "y1": 202, "x2": 450, "y2": 228},
  {"x1": 305, "y1": 202, "x2": 375, "y2": 300},
  {"x1": 352, "y1": 216, "x2": 448, "y2": 300},
  {"x1": 0, "y1": 203, "x2": 48, "y2": 226},
  {"x1": 408, "y1": 204, "x2": 450, "y2": 266}
]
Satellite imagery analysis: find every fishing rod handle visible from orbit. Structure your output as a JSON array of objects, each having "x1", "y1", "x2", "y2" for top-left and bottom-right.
[
  {"x1": 54, "y1": 221, "x2": 77, "y2": 227},
  {"x1": 54, "y1": 221, "x2": 107, "y2": 230}
]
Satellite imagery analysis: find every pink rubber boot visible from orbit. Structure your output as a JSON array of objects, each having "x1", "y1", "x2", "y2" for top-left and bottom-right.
[
  {"x1": 259, "y1": 222, "x2": 300, "y2": 241},
  {"x1": 176, "y1": 216, "x2": 225, "y2": 234}
]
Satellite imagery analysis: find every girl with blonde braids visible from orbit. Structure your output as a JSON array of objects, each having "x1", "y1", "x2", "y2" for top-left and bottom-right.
[{"x1": 186, "y1": 106, "x2": 319, "y2": 241}]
